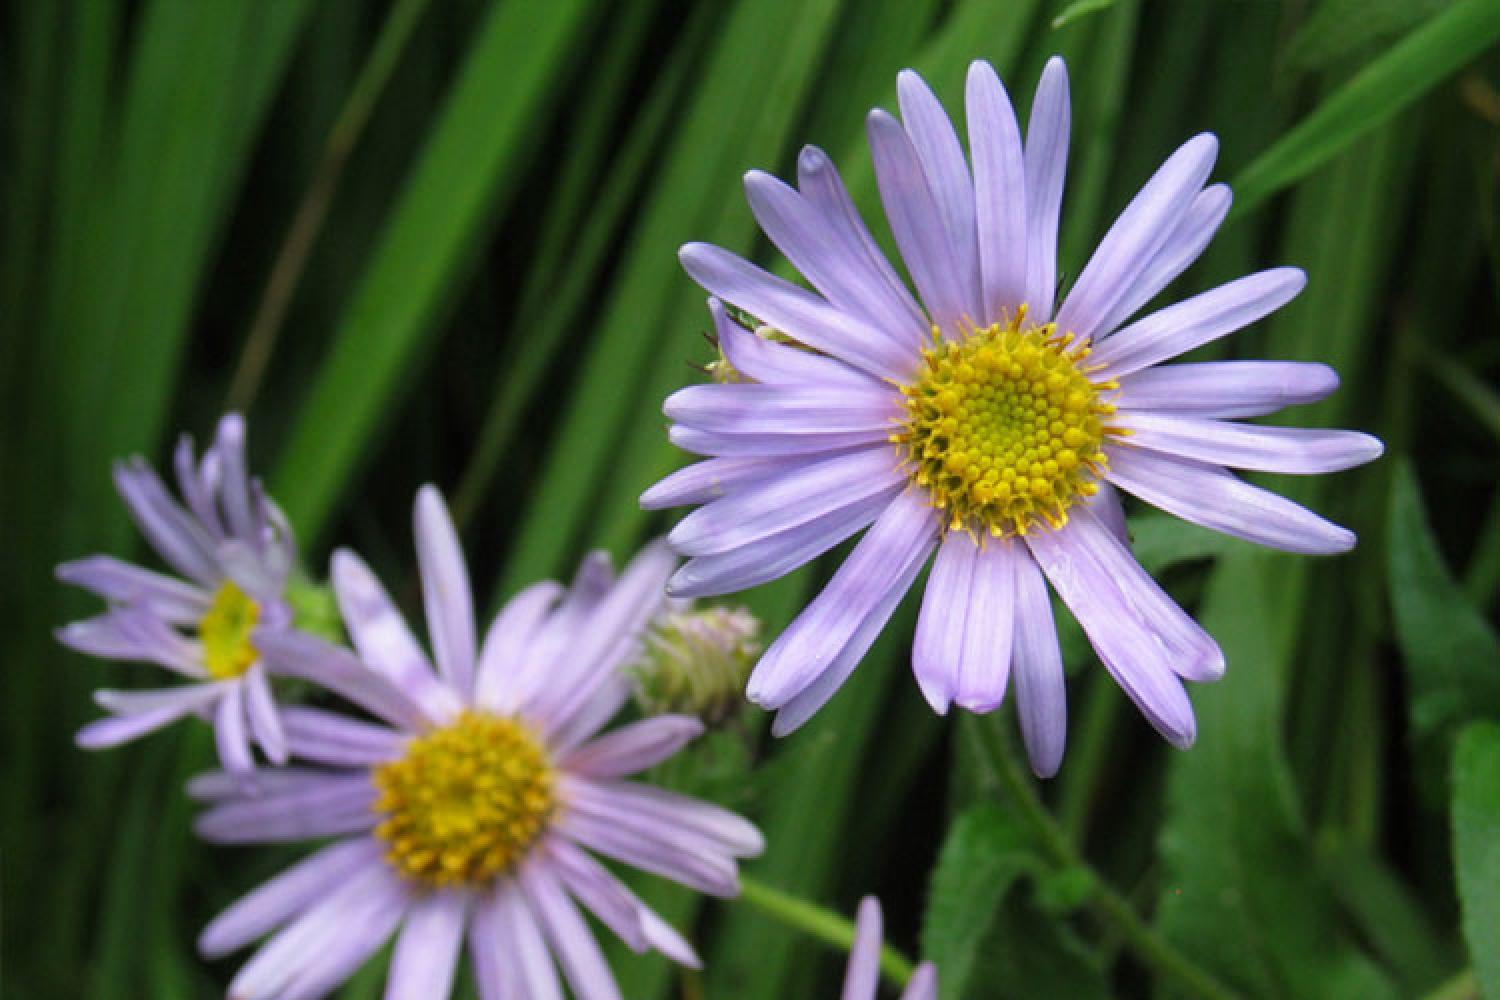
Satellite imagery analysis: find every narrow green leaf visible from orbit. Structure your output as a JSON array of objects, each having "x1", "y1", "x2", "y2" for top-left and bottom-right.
[
  {"x1": 1051, "y1": 0, "x2": 1118, "y2": 30},
  {"x1": 273, "y1": 0, "x2": 593, "y2": 541},
  {"x1": 1231, "y1": 0, "x2": 1500, "y2": 218},
  {"x1": 1419, "y1": 347, "x2": 1500, "y2": 443},
  {"x1": 1451, "y1": 721, "x2": 1500, "y2": 999}
]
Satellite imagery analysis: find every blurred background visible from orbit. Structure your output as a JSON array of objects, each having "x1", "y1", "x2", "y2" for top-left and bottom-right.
[{"x1": 4, "y1": 0, "x2": 1499, "y2": 997}]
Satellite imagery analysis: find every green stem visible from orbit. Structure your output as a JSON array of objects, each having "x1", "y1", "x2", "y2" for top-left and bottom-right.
[
  {"x1": 226, "y1": 0, "x2": 432, "y2": 412},
  {"x1": 1422, "y1": 968, "x2": 1479, "y2": 1000},
  {"x1": 737, "y1": 875, "x2": 915, "y2": 987},
  {"x1": 975, "y1": 716, "x2": 1242, "y2": 1000}
]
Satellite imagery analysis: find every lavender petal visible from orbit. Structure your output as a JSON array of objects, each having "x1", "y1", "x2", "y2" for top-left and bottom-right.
[{"x1": 1106, "y1": 446, "x2": 1356, "y2": 554}]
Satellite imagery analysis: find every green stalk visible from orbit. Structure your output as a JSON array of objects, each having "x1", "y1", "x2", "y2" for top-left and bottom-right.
[
  {"x1": 737, "y1": 875, "x2": 916, "y2": 987},
  {"x1": 227, "y1": 0, "x2": 433, "y2": 411},
  {"x1": 974, "y1": 716, "x2": 1242, "y2": 1000}
]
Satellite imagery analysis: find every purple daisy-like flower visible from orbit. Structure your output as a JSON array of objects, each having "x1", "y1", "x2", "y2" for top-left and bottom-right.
[
  {"x1": 643, "y1": 58, "x2": 1382, "y2": 774},
  {"x1": 195, "y1": 486, "x2": 762, "y2": 1000},
  {"x1": 842, "y1": 898, "x2": 937, "y2": 1000},
  {"x1": 56, "y1": 413, "x2": 296, "y2": 772}
]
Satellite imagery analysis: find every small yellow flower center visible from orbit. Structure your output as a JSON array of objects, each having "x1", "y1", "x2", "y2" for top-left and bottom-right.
[
  {"x1": 199, "y1": 581, "x2": 261, "y2": 679},
  {"x1": 372, "y1": 712, "x2": 556, "y2": 888},
  {"x1": 893, "y1": 311, "x2": 1118, "y2": 538}
]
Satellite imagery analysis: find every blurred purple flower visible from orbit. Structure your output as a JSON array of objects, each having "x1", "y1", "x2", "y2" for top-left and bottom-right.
[
  {"x1": 55, "y1": 413, "x2": 296, "y2": 773},
  {"x1": 842, "y1": 898, "x2": 937, "y2": 1000},
  {"x1": 195, "y1": 486, "x2": 761, "y2": 999},
  {"x1": 644, "y1": 58, "x2": 1382, "y2": 774}
]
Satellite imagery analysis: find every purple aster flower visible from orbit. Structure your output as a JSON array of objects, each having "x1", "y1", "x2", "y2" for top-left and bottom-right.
[
  {"x1": 55, "y1": 413, "x2": 296, "y2": 773},
  {"x1": 643, "y1": 58, "x2": 1382, "y2": 775},
  {"x1": 195, "y1": 486, "x2": 762, "y2": 1000},
  {"x1": 842, "y1": 898, "x2": 937, "y2": 1000}
]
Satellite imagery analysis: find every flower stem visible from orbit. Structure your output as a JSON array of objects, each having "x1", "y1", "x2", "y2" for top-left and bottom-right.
[
  {"x1": 973, "y1": 715, "x2": 1242, "y2": 1000},
  {"x1": 737, "y1": 874, "x2": 915, "y2": 986},
  {"x1": 226, "y1": 0, "x2": 431, "y2": 412}
]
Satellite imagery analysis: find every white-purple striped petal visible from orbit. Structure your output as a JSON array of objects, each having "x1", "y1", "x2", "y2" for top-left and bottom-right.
[
  {"x1": 561, "y1": 715, "x2": 705, "y2": 778},
  {"x1": 385, "y1": 891, "x2": 467, "y2": 1000},
  {"x1": 795, "y1": 145, "x2": 930, "y2": 340},
  {"x1": 967, "y1": 59, "x2": 1028, "y2": 319},
  {"x1": 841, "y1": 897, "x2": 884, "y2": 1000},
  {"x1": 244, "y1": 664, "x2": 288, "y2": 765},
  {"x1": 668, "y1": 447, "x2": 902, "y2": 557},
  {"x1": 742, "y1": 177, "x2": 926, "y2": 354},
  {"x1": 1116, "y1": 360, "x2": 1339, "y2": 418},
  {"x1": 473, "y1": 885, "x2": 564, "y2": 1000},
  {"x1": 1089, "y1": 268, "x2": 1306, "y2": 375},
  {"x1": 280, "y1": 705, "x2": 406, "y2": 767},
  {"x1": 1011, "y1": 552, "x2": 1068, "y2": 778},
  {"x1": 712, "y1": 299, "x2": 876, "y2": 388},
  {"x1": 640, "y1": 454, "x2": 796, "y2": 509},
  {"x1": 415, "y1": 486, "x2": 477, "y2": 697},
  {"x1": 1025, "y1": 515, "x2": 1200, "y2": 747},
  {"x1": 1023, "y1": 57, "x2": 1070, "y2": 318},
  {"x1": 1115, "y1": 411, "x2": 1384, "y2": 475},
  {"x1": 898, "y1": 69, "x2": 981, "y2": 315},
  {"x1": 1106, "y1": 446, "x2": 1356, "y2": 554},
  {"x1": 1054, "y1": 134, "x2": 1219, "y2": 341},
  {"x1": 868, "y1": 109, "x2": 977, "y2": 333},
  {"x1": 518, "y1": 863, "x2": 624, "y2": 1000},
  {"x1": 680, "y1": 242, "x2": 915, "y2": 380},
  {"x1": 1091, "y1": 184, "x2": 1232, "y2": 339},
  {"x1": 663, "y1": 382, "x2": 898, "y2": 437},
  {"x1": 474, "y1": 580, "x2": 565, "y2": 712},
  {"x1": 749, "y1": 491, "x2": 938, "y2": 710},
  {"x1": 199, "y1": 837, "x2": 384, "y2": 957},
  {"x1": 331, "y1": 547, "x2": 462, "y2": 723},
  {"x1": 194, "y1": 774, "x2": 376, "y2": 843},
  {"x1": 667, "y1": 485, "x2": 898, "y2": 599},
  {"x1": 55, "y1": 555, "x2": 209, "y2": 623}
]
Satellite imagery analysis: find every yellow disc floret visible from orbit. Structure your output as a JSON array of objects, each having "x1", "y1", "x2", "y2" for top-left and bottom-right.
[
  {"x1": 199, "y1": 580, "x2": 261, "y2": 679},
  {"x1": 893, "y1": 309, "x2": 1119, "y2": 538},
  {"x1": 372, "y1": 712, "x2": 556, "y2": 888}
]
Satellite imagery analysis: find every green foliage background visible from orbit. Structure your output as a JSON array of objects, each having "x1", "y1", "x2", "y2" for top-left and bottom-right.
[{"x1": 3, "y1": 0, "x2": 1499, "y2": 996}]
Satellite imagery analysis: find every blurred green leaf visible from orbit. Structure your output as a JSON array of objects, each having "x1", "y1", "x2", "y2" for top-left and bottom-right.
[
  {"x1": 1285, "y1": 0, "x2": 1453, "y2": 70},
  {"x1": 1231, "y1": 0, "x2": 1500, "y2": 219},
  {"x1": 1157, "y1": 551, "x2": 1398, "y2": 999},
  {"x1": 921, "y1": 803, "x2": 1040, "y2": 1000},
  {"x1": 1387, "y1": 459, "x2": 1500, "y2": 790},
  {"x1": 1419, "y1": 348, "x2": 1500, "y2": 444},
  {"x1": 1320, "y1": 839, "x2": 1455, "y2": 992},
  {"x1": 1451, "y1": 721, "x2": 1500, "y2": 999},
  {"x1": 273, "y1": 0, "x2": 592, "y2": 541}
]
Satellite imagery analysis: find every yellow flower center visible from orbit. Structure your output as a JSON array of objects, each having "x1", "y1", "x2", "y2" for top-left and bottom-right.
[
  {"x1": 893, "y1": 310, "x2": 1118, "y2": 538},
  {"x1": 199, "y1": 581, "x2": 261, "y2": 679},
  {"x1": 372, "y1": 712, "x2": 556, "y2": 888}
]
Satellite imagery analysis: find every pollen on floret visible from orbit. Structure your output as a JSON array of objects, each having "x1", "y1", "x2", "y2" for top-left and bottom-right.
[
  {"x1": 199, "y1": 580, "x2": 260, "y2": 679},
  {"x1": 892, "y1": 308, "x2": 1118, "y2": 539},
  {"x1": 371, "y1": 712, "x2": 555, "y2": 888}
]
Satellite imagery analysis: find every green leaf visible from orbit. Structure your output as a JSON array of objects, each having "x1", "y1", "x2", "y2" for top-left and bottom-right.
[
  {"x1": 1231, "y1": 0, "x2": 1500, "y2": 218},
  {"x1": 1387, "y1": 458, "x2": 1500, "y2": 789},
  {"x1": 969, "y1": 890, "x2": 1110, "y2": 1000},
  {"x1": 1451, "y1": 721, "x2": 1500, "y2": 999},
  {"x1": 1285, "y1": 0, "x2": 1454, "y2": 70},
  {"x1": 1157, "y1": 551, "x2": 1398, "y2": 999},
  {"x1": 273, "y1": 0, "x2": 594, "y2": 542},
  {"x1": 921, "y1": 803, "x2": 1040, "y2": 1000}
]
